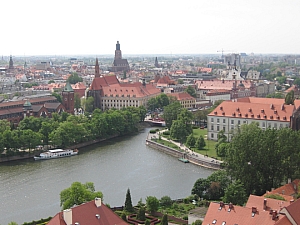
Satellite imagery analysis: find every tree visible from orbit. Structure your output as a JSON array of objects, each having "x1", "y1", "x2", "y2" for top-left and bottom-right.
[
  {"x1": 52, "y1": 92, "x2": 62, "y2": 103},
  {"x1": 186, "y1": 133, "x2": 196, "y2": 147},
  {"x1": 193, "y1": 220, "x2": 203, "y2": 225},
  {"x1": 160, "y1": 195, "x2": 172, "y2": 207},
  {"x1": 48, "y1": 80, "x2": 55, "y2": 84},
  {"x1": 170, "y1": 120, "x2": 189, "y2": 142},
  {"x1": 177, "y1": 79, "x2": 184, "y2": 84},
  {"x1": 276, "y1": 76, "x2": 286, "y2": 85},
  {"x1": 266, "y1": 92, "x2": 284, "y2": 98},
  {"x1": 8, "y1": 222, "x2": 18, "y2": 225},
  {"x1": 74, "y1": 93, "x2": 81, "y2": 109},
  {"x1": 138, "y1": 105, "x2": 147, "y2": 122},
  {"x1": 160, "y1": 214, "x2": 168, "y2": 225},
  {"x1": 121, "y1": 212, "x2": 127, "y2": 222},
  {"x1": 285, "y1": 90, "x2": 294, "y2": 105},
  {"x1": 84, "y1": 96, "x2": 94, "y2": 113},
  {"x1": 60, "y1": 182, "x2": 103, "y2": 210},
  {"x1": 185, "y1": 86, "x2": 197, "y2": 98},
  {"x1": 137, "y1": 206, "x2": 146, "y2": 221},
  {"x1": 146, "y1": 196, "x2": 159, "y2": 214},
  {"x1": 67, "y1": 72, "x2": 83, "y2": 84},
  {"x1": 124, "y1": 188, "x2": 134, "y2": 212},
  {"x1": 216, "y1": 142, "x2": 229, "y2": 159},
  {"x1": 163, "y1": 101, "x2": 181, "y2": 129},
  {"x1": 222, "y1": 180, "x2": 247, "y2": 206},
  {"x1": 294, "y1": 78, "x2": 300, "y2": 87},
  {"x1": 195, "y1": 135, "x2": 206, "y2": 149},
  {"x1": 156, "y1": 93, "x2": 169, "y2": 108}
]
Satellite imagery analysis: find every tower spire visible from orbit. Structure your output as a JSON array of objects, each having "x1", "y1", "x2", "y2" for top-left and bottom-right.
[{"x1": 95, "y1": 58, "x2": 100, "y2": 77}]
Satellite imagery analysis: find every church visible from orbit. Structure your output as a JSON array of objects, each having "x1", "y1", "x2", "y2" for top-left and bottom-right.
[
  {"x1": 88, "y1": 59, "x2": 161, "y2": 110},
  {"x1": 108, "y1": 41, "x2": 130, "y2": 72}
]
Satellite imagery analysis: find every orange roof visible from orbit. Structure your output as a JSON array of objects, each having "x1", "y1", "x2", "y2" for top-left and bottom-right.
[
  {"x1": 195, "y1": 80, "x2": 252, "y2": 90},
  {"x1": 267, "y1": 179, "x2": 300, "y2": 196},
  {"x1": 281, "y1": 198, "x2": 300, "y2": 224},
  {"x1": 48, "y1": 199, "x2": 129, "y2": 225},
  {"x1": 168, "y1": 92, "x2": 195, "y2": 101},
  {"x1": 208, "y1": 99, "x2": 295, "y2": 122},
  {"x1": 203, "y1": 202, "x2": 285, "y2": 225},
  {"x1": 90, "y1": 75, "x2": 119, "y2": 90},
  {"x1": 246, "y1": 195, "x2": 291, "y2": 212},
  {"x1": 71, "y1": 82, "x2": 86, "y2": 90}
]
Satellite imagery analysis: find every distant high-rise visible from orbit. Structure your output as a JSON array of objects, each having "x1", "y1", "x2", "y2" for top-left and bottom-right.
[{"x1": 108, "y1": 41, "x2": 130, "y2": 73}]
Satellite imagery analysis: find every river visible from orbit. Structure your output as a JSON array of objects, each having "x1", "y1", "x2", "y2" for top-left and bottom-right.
[{"x1": 0, "y1": 128, "x2": 213, "y2": 224}]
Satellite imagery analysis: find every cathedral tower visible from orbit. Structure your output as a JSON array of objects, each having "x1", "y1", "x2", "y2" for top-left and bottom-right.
[
  {"x1": 115, "y1": 41, "x2": 122, "y2": 60},
  {"x1": 62, "y1": 82, "x2": 74, "y2": 114},
  {"x1": 95, "y1": 58, "x2": 100, "y2": 78}
]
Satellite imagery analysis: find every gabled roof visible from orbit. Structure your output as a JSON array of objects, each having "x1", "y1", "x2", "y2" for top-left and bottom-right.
[
  {"x1": 89, "y1": 75, "x2": 119, "y2": 91},
  {"x1": 280, "y1": 198, "x2": 300, "y2": 225},
  {"x1": 48, "y1": 199, "x2": 129, "y2": 225},
  {"x1": 63, "y1": 82, "x2": 74, "y2": 92},
  {"x1": 267, "y1": 179, "x2": 300, "y2": 197},
  {"x1": 208, "y1": 99, "x2": 295, "y2": 122},
  {"x1": 246, "y1": 195, "x2": 291, "y2": 212},
  {"x1": 168, "y1": 92, "x2": 195, "y2": 101}
]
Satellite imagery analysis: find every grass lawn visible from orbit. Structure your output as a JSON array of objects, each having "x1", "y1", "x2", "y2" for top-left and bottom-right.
[{"x1": 154, "y1": 139, "x2": 182, "y2": 151}]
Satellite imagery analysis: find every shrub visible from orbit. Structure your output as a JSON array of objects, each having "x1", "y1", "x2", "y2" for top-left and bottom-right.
[
  {"x1": 150, "y1": 129, "x2": 157, "y2": 133},
  {"x1": 163, "y1": 130, "x2": 170, "y2": 135},
  {"x1": 265, "y1": 194, "x2": 286, "y2": 201},
  {"x1": 183, "y1": 215, "x2": 188, "y2": 220}
]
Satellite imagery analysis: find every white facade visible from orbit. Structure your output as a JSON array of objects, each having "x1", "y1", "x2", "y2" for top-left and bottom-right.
[{"x1": 206, "y1": 94, "x2": 231, "y2": 104}]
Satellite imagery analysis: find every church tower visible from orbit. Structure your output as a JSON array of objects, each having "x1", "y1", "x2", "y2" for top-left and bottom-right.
[
  {"x1": 62, "y1": 82, "x2": 74, "y2": 114},
  {"x1": 8, "y1": 55, "x2": 14, "y2": 71},
  {"x1": 95, "y1": 58, "x2": 100, "y2": 78},
  {"x1": 115, "y1": 41, "x2": 122, "y2": 60}
]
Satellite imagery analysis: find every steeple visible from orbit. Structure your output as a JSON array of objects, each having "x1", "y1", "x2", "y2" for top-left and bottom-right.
[
  {"x1": 114, "y1": 41, "x2": 122, "y2": 60},
  {"x1": 95, "y1": 58, "x2": 100, "y2": 78},
  {"x1": 9, "y1": 55, "x2": 14, "y2": 70}
]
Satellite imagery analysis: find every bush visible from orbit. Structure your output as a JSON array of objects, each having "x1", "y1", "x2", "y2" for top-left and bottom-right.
[
  {"x1": 183, "y1": 215, "x2": 188, "y2": 220},
  {"x1": 163, "y1": 130, "x2": 170, "y2": 135},
  {"x1": 150, "y1": 129, "x2": 157, "y2": 133}
]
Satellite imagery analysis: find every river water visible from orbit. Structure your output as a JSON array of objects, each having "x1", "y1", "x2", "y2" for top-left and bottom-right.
[{"x1": 0, "y1": 128, "x2": 213, "y2": 224}]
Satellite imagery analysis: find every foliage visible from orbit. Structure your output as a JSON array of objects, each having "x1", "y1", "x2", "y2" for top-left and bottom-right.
[
  {"x1": 160, "y1": 196, "x2": 172, "y2": 207},
  {"x1": 48, "y1": 80, "x2": 55, "y2": 84},
  {"x1": 226, "y1": 123, "x2": 300, "y2": 196},
  {"x1": 163, "y1": 101, "x2": 181, "y2": 129},
  {"x1": 266, "y1": 92, "x2": 284, "y2": 99},
  {"x1": 276, "y1": 76, "x2": 286, "y2": 85},
  {"x1": 177, "y1": 79, "x2": 184, "y2": 84},
  {"x1": 146, "y1": 196, "x2": 159, "y2": 214},
  {"x1": 60, "y1": 182, "x2": 103, "y2": 210},
  {"x1": 264, "y1": 194, "x2": 286, "y2": 201},
  {"x1": 147, "y1": 93, "x2": 170, "y2": 111},
  {"x1": 222, "y1": 180, "x2": 247, "y2": 205},
  {"x1": 145, "y1": 219, "x2": 151, "y2": 225},
  {"x1": 192, "y1": 170, "x2": 230, "y2": 200},
  {"x1": 150, "y1": 129, "x2": 157, "y2": 134},
  {"x1": 52, "y1": 92, "x2": 62, "y2": 103},
  {"x1": 186, "y1": 134, "x2": 196, "y2": 147},
  {"x1": 185, "y1": 86, "x2": 197, "y2": 98},
  {"x1": 170, "y1": 120, "x2": 189, "y2": 142},
  {"x1": 193, "y1": 220, "x2": 203, "y2": 225},
  {"x1": 137, "y1": 206, "x2": 146, "y2": 221},
  {"x1": 294, "y1": 78, "x2": 300, "y2": 86},
  {"x1": 74, "y1": 93, "x2": 81, "y2": 109},
  {"x1": 160, "y1": 214, "x2": 168, "y2": 225},
  {"x1": 84, "y1": 96, "x2": 94, "y2": 113},
  {"x1": 67, "y1": 72, "x2": 83, "y2": 84},
  {"x1": 124, "y1": 188, "x2": 134, "y2": 213},
  {"x1": 285, "y1": 90, "x2": 294, "y2": 105},
  {"x1": 121, "y1": 212, "x2": 127, "y2": 221},
  {"x1": 195, "y1": 135, "x2": 206, "y2": 150}
]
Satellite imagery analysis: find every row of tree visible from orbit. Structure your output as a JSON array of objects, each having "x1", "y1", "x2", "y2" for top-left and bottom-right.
[{"x1": 0, "y1": 106, "x2": 147, "y2": 155}]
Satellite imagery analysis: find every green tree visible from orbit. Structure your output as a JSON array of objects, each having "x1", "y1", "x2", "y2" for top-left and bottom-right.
[
  {"x1": 294, "y1": 78, "x2": 300, "y2": 87},
  {"x1": 216, "y1": 142, "x2": 229, "y2": 159},
  {"x1": 195, "y1": 135, "x2": 206, "y2": 149},
  {"x1": 138, "y1": 105, "x2": 147, "y2": 122},
  {"x1": 137, "y1": 206, "x2": 146, "y2": 221},
  {"x1": 276, "y1": 76, "x2": 286, "y2": 85},
  {"x1": 159, "y1": 196, "x2": 172, "y2": 207},
  {"x1": 156, "y1": 93, "x2": 169, "y2": 108},
  {"x1": 222, "y1": 180, "x2": 247, "y2": 206},
  {"x1": 121, "y1": 212, "x2": 127, "y2": 221},
  {"x1": 67, "y1": 72, "x2": 83, "y2": 84},
  {"x1": 124, "y1": 188, "x2": 134, "y2": 212},
  {"x1": 285, "y1": 90, "x2": 294, "y2": 105},
  {"x1": 186, "y1": 133, "x2": 196, "y2": 147},
  {"x1": 60, "y1": 182, "x2": 103, "y2": 210},
  {"x1": 8, "y1": 222, "x2": 18, "y2": 225},
  {"x1": 48, "y1": 80, "x2": 55, "y2": 84},
  {"x1": 185, "y1": 85, "x2": 197, "y2": 98},
  {"x1": 163, "y1": 101, "x2": 181, "y2": 129},
  {"x1": 74, "y1": 93, "x2": 81, "y2": 109},
  {"x1": 170, "y1": 120, "x2": 189, "y2": 142},
  {"x1": 52, "y1": 92, "x2": 62, "y2": 103},
  {"x1": 84, "y1": 96, "x2": 94, "y2": 113},
  {"x1": 266, "y1": 92, "x2": 284, "y2": 98},
  {"x1": 147, "y1": 97, "x2": 158, "y2": 111},
  {"x1": 160, "y1": 214, "x2": 168, "y2": 225},
  {"x1": 146, "y1": 196, "x2": 159, "y2": 214},
  {"x1": 177, "y1": 79, "x2": 184, "y2": 84},
  {"x1": 193, "y1": 220, "x2": 203, "y2": 225}
]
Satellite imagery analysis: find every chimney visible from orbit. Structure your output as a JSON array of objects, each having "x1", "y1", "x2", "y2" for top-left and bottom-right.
[
  {"x1": 272, "y1": 210, "x2": 278, "y2": 220},
  {"x1": 264, "y1": 199, "x2": 267, "y2": 210},
  {"x1": 219, "y1": 201, "x2": 224, "y2": 208},
  {"x1": 290, "y1": 199, "x2": 294, "y2": 205},
  {"x1": 95, "y1": 197, "x2": 102, "y2": 207},
  {"x1": 288, "y1": 178, "x2": 291, "y2": 184},
  {"x1": 252, "y1": 207, "x2": 257, "y2": 213},
  {"x1": 229, "y1": 202, "x2": 234, "y2": 209},
  {"x1": 63, "y1": 209, "x2": 72, "y2": 225}
]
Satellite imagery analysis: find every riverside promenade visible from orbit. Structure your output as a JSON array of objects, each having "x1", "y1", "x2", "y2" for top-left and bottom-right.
[{"x1": 146, "y1": 130, "x2": 222, "y2": 170}]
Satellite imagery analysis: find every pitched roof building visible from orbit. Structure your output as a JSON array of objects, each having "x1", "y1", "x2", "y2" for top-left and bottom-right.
[
  {"x1": 48, "y1": 198, "x2": 129, "y2": 225},
  {"x1": 88, "y1": 59, "x2": 161, "y2": 110},
  {"x1": 207, "y1": 97, "x2": 300, "y2": 141}
]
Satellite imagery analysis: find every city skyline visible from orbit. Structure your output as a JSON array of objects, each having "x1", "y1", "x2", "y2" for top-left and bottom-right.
[{"x1": 1, "y1": 0, "x2": 300, "y2": 56}]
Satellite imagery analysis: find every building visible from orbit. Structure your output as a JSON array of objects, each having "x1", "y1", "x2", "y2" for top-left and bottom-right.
[
  {"x1": 62, "y1": 82, "x2": 75, "y2": 114},
  {"x1": 167, "y1": 92, "x2": 196, "y2": 108},
  {"x1": 88, "y1": 58, "x2": 161, "y2": 110},
  {"x1": 207, "y1": 97, "x2": 297, "y2": 141},
  {"x1": 108, "y1": 41, "x2": 130, "y2": 73},
  {"x1": 205, "y1": 89, "x2": 231, "y2": 104},
  {"x1": 202, "y1": 197, "x2": 300, "y2": 225},
  {"x1": 48, "y1": 198, "x2": 129, "y2": 225}
]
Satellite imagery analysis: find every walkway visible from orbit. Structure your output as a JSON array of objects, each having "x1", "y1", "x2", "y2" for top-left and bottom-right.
[{"x1": 149, "y1": 129, "x2": 223, "y2": 166}]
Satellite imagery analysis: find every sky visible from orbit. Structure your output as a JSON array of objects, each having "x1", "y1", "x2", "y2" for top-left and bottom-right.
[{"x1": 1, "y1": 0, "x2": 300, "y2": 56}]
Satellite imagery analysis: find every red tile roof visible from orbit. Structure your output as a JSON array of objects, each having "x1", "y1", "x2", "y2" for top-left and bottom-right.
[
  {"x1": 203, "y1": 202, "x2": 285, "y2": 225},
  {"x1": 48, "y1": 199, "x2": 129, "y2": 225},
  {"x1": 89, "y1": 75, "x2": 119, "y2": 90},
  {"x1": 195, "y1": 80, "x2": 252, "y2": 90},
  {"x1": 246, "y1": 195, "x2": 291, "y2": 212},
  {"x1": 168, "y1": 92, "x2": 195, "y2": 101},
  {"x1": 267, "y1": 179, "x2": 300, "y2": 197},
  {"x1": 208, "y1": 99, "x2": 294, "y2": 122},
  {"x1": 281, "y1": 198, "x2": 300, "y2": 224}
]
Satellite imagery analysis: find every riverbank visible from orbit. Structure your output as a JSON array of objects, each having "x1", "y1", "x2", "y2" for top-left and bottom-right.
[{"x1": 146, "y1": 136, "x2": 221, "y2": 170}]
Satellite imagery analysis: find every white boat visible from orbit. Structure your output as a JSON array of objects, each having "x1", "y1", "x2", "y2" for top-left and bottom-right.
[{"x1": 34, "y1": 149, "x2": 78, "y2": 160}]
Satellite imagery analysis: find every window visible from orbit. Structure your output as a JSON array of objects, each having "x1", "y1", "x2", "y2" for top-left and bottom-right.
[
  {"x1": 262, "y1": 122, "x2": 265, "y2": 127},
  {"x1": 223, "y1": 119, "x2": 226, "y2": 123},
  {"x1": 223, "y1": 126, "x2": 225, "y2": 131},
  {"x1": 231, "y1": 125, "x2": 234, "y2": 130},
  {"x1": 211, "y1": 125, "x2": 214, "y2": 131},
  {"x1": 217, "y1": 126, "x2": 220, "y2": 131},
  {"x1": 274, "y1": 123, "x2": 277, "y2": 128},
  {"x1": 286, "y1": 124, "x2": 289, "y2": 128},
  {"x1": 231, "y1": 120, "x2": 234, "y2": 124},
  {"x1": 217, "y1": 118, "x2": 220, "y2": 123},
  {"x1": 280, "y1": 124, "x2": 283, "y2": 128},
  {"x1": 211, "y1": 133, "x2": 214, "y2": 138},
  {"x1": 238, "y1": 120, "x2": 240, "y2": 125},
  {"x1": 211, "y1": 118, "x2": 214, "y2": 122}
]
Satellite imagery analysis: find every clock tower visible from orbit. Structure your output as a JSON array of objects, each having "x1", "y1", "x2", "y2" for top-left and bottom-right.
[{"x1": 115, "y1": 41, "x2": 122, "y2": 60}]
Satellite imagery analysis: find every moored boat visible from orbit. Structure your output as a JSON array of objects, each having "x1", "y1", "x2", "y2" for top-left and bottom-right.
[{"x1": 34, "y1": 149, "x2": 78, "y2": 160}]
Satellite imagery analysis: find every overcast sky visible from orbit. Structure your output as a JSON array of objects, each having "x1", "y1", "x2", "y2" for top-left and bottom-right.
[{"x1": 1, "y1": 0, "x2": 299, "y2": 56}]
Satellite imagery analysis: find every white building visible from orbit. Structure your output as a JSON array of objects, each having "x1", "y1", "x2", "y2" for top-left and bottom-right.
[{"x1": 207, "y1": 97, "x2": 297, "y2": 141}]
